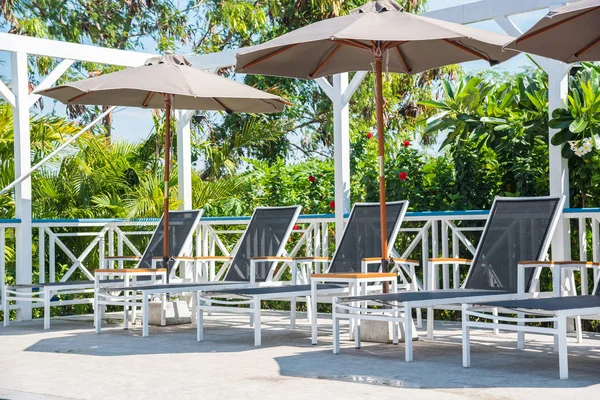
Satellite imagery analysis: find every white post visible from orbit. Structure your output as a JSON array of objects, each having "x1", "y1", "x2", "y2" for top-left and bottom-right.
[
  {"x1": 176, "y1": 110, "x2": 193, "y2": 210},
  {"x1": 547, "y1": 62, "x2": 572, "y2": 261},
  {"x1": 11, "y1": 51, "x2": 33, "y2": 320},
  {"x1": 332, "y1": 74, "x2": 351, "y2": 245}
]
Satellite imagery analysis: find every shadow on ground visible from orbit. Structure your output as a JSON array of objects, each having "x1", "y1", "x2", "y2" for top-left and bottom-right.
[{"x1": 5, "y1": 314, "x2": 600, "y2": 390}]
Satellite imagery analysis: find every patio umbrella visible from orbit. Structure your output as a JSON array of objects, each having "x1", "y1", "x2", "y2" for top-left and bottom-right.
[
  {"x1": 235, "y1": 0, "x2": 516, "y2": 278},
  {"x1": 505, "y1": 0, "x2": 600, "y2": 63},
  {"x1": 36, "y1": 54, "x2": 288, "y2": 274}
]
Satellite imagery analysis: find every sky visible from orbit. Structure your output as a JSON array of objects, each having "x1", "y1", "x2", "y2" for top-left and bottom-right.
[{"x1": 0, "y1": 0, "x2": 552, "y2": 143}]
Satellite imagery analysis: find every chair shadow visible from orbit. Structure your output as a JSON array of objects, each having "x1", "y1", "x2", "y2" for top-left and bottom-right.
[{"x1": 15, "y1": 314, "x2": 600, "y2": 389}]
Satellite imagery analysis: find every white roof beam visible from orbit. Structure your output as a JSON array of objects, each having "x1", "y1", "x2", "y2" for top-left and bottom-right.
[
  {"x1": 0, "y1": 32, "x2": 155, "y2": 67},
  {"x1": 29, "y1": 59, "x2": 75, "y2": 108},
  {"x1": 422, "y1": 0, "x2": 565, "y2": 25},
  {"x1": 0, "y1": 79, "x2": 15, "y2": 107}
]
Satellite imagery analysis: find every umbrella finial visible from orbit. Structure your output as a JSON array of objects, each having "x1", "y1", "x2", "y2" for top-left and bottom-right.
[{"x1": 351, "y1": 0, "x2": 403, "y2": 14}]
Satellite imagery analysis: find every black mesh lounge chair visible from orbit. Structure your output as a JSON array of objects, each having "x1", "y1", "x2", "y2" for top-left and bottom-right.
[
  {"x1": 332, "y1": 196, "x2": 565, "y2": 361},
  {"x1": 94, "y1": 206, "x2": 302, "y2": 336},
  {"x1": 197, "y1": 201, "x2": 419, "y2": 346},
  {"x1": 462, "y1": 262, "x2": 600, "y2": 379},
  {"x1": 3, "y1": 210, "x2": 202, "y2": 329}
]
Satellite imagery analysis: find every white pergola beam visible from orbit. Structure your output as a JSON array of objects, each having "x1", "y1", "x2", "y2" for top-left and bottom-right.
[
  {"x1": 11, "y1": 51, "x2": 33, "y2": 320},
  {"x1": 316, "y1": 77, "x2": 334, "y2": 101},
  {"x1": 548, "y1": 63, "x2": 572, "y2": 261},
  {"x1": 422, "y1": 0, "x2": 564, "y2": 24},
  {"x1": 29, "y1": 59, "x2": 75, "y2": 108},
  {"x1": 0, "y1": 33, "x2": 154, "y2": 67},
  {"x1": 176, "y1": 110, "x2": 194, "y2": 210},
  {"x1": 342, "y1": 71, "x2": 368, "y2": 106},
  {"x1": 0, "y1": 79, "x2": 15, "y2": 107}
]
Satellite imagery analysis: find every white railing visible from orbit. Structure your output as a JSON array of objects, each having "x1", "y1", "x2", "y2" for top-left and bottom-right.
[{"x1": 2, "y1": 209, "x2": 600, "y2": 313}]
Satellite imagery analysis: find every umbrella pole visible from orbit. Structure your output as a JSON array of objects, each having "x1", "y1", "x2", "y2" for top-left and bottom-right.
[
  {"x1": 375, "y1": 56, "x2": 390, "y2": 293},
  {"x1": 163, "y1": 95, "x2": 171, "y2": 282}
]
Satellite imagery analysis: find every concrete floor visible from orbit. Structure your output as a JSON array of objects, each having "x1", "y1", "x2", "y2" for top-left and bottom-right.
[{"x1": 1, "y1": 311, "x2": 599, "y2": 400}]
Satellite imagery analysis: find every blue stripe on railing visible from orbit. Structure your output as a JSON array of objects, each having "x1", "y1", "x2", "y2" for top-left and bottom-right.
[
  {"x1": 0, "y1": 208, "x2": 596, "y2": 225},
  {"x1": 563, "y1": 208, "x2": 600, "y2": 213}
]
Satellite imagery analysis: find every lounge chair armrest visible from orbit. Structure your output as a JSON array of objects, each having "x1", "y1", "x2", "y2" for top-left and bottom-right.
[
  {"x1": 94, "y1": 268, "x2": 167, "y2": 280},
  {"x1": 194, "y1": 256, "x2": 233, "y2": 262},
  {"x1": 250, "y1": 256, "x2": 294, "y2": 262},
  {"x1": 524, "y1": 261, "x2": 600, "y2": 296},
  {"x1": 292, "y1": 256, "x2": 332, "y2": 262},
  {"x1": 151, "y1": 256, "x2": 196, "y2": 261},
  {"x1": 427, "y1": 258, "x2": 471, "y2": 290},
  {"x1": 428, "y1": 257, "x2": 472, "y2": 264},
  {"x1": 516, "y1": 261, "x2": 566, "y2": 295},
  {"x1": 104, "y1": 256, "x2": 141, "y2": 267},
  {"x1": 393, "y1": 258, "x2": 420, "y2": 266}
]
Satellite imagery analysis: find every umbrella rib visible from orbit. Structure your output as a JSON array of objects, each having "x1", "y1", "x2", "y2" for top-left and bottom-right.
[
  {"x1": 395, "y1": 45, "x2": 411, "y2": 73},
  {"x1": 309, "y1": 44, "x2": 342, "y2": 78},
  {"x1": 212, "y1": 97, "x2": 233, "y2": 114},
  {"x1": 241, "y1": 43, "x2": 300, "y2": 70},
  {"x1": 574, "y1": 34, "x2": 600, "y2": 58},
  {"x1": 332, "y1": 39, "x2": 372, "y2": 51},
  {"x1": 142, "y1": 91, "x2": 155, "y2": 108},
  {"x1": 443, "y1": 39, "x2": 492, "y2": 62},
  {"x1": 67, "y1": 92, "x2": 90, "y2": 103},
  {"x1": 515, "y1": 6, "x2": 599, "y2": 44}
]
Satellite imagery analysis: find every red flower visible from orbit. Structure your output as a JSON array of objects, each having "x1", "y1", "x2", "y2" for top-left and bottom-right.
[
  {"x1": 403, "y1": 140, "x2": 411, "y2": 147},
  {"x1": 308, "y1": 175, "x2": 316, "y2": 182},
  {"x1": 399, "y1": 171, "x2": 407, "y2": 181},
  {"x1": 293, "y1": 224, "x2": 300, "y2": 230},
  {"x1": 366, "y1": 132, "x2": 373, "y2": 139},
  {"x1": 329, "y1": 200, "x2": 335, "y2": 209}
]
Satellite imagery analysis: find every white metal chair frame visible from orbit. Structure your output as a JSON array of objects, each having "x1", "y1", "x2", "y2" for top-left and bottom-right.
[
  {"x1": 462, "y1": 260, "x2": 600, "y2": 380},
  {"x1": 196, "y1": 201, "x2": 420, "y2": 347},
  {"x1": 331, "y1": 196, "x2": 566, "y2": 361},
  {"x1": 3, "y1": 210, "x2": 202, "y2": 329}
]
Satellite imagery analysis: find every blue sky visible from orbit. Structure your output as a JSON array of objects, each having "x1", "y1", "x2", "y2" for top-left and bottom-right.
[{"x1": 0, "y1": 0, "x2": 550, "y2": 143}]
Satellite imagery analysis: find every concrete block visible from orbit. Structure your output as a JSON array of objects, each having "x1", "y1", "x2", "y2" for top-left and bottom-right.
[
  {"x1": 359, "y1": 320, "x2": 419, "y2": 343},
  {"x1": 148, "y1": 300, "x2": 192, "y2": 326}
]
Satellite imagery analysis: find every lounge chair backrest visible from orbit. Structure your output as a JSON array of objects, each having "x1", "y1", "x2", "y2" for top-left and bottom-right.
[
  {"x1": 594, "y1": 275, "x2": 600, "y2": 296},
  {"x1": 224, "y1": 206, "x2": 302, "y2": 282},
  {"x1": 138, "y1": 210, "x2": 203, "y2": 269},
  {"x1": 327, "y1": 201, "x2": 408, "y2": 274},
  {"x1": 464, "y1": 196, "x2": 564, "y2": 293}
]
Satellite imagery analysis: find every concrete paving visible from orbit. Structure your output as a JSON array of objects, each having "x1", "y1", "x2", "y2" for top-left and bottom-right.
[{"x1": 1, "y1": 311, "x2": 599, "y2": 399}]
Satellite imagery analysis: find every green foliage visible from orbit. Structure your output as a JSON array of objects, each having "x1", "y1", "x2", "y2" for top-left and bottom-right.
[
  {"x1": 548, "y1": 64, "x2": 600, "y2": 207},
  {"x1": 421, "y1": 69, "x2": 550, "y2": 199}
]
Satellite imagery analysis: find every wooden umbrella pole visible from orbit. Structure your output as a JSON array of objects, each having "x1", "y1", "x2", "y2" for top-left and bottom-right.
[
  {"x1": 375, "y1": 56, "x2": 390, "y2": 294},
  {"x1": 163, "y1": 95, "x2": 171, "y2": 280}
]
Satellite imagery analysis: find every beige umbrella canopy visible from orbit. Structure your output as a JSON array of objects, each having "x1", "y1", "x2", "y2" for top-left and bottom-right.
[
  {"x1": 37, "y1": 54, "x2": 288, "y2": 273},
  {"x1": 236, "y1": 0, "x2": 516, "y2": 279},
  {"x1": 505, "y1": 0, "x2": 600, "y2": 63}
]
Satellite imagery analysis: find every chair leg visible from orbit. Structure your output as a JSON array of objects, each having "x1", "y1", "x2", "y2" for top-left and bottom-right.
[
  {"x1": 142, "y1": 293, "x2": 149, "y2": 337},
  {"x1": 492, "y1": 307, "x2": 499, "y2": 336},
  {"x1": 197, "y1": 303, "x2": 204, "y2": 342},
  {"x1": 253, "y1": 297, "x2": 262, "y2": 347},
  {"x1": 462, "y1": 304, "x2": 471, "y2": 368},
  {"x1": 575, "y1": 316, "x2": 583, "y2": 344},
  {"x1": 290, "y1": 296, "x2": 296, "y2": 329},
  {"x1": 517, "y1": 312, "x2": 525, "y2": 350},
  {"x1": 404, "y1": 305, "x2": 413, "y2": 362},
  {"x1": 557, "y1": 315, "x2": 569, "y2": 380},
  {"x1": 44, "y1": 288, "x2": 51, "y2": 330},
  {"x1": 332, "y1": 300, "x2": 340, "y2": 354},
  {"x1": 3, "y1": 288, "x2": 8, "y2": 327},
  {"x1": 427, "y1": 307, "x2": 434, "y2": 339}
]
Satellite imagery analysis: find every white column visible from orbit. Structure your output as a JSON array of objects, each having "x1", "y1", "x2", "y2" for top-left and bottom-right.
[
  {"x1": 548, "y1": 62, "x2": 572, "y2": 261},
  {"x1": 332, "y1": 74, "x2": 351, "y2": 244},
  {"x1": 11, "y1": 52, "x2": 33, "y2": 320},
  {"x1": 176, "y1": 110, "x2": 193, "y2": 210}
]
